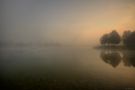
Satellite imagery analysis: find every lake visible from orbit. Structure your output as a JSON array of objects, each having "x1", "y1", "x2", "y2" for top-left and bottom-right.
[{"x1": 0, "y1": 46, "x2": 135, "y2": 90}]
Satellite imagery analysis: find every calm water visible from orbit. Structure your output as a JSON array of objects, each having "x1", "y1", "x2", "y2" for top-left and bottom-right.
[{"x1": 0, "y1": 46, "x2": 135, "y2": 90}]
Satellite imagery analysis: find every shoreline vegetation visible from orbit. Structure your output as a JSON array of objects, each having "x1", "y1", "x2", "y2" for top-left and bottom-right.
[
  {"x1": 96, "y1": 30, "x2": 135, "y2": 50},
  {"x1": 94, "y1": 45, "x2": 135, "y2": 51},
  {"x1": 94, "y1": 45, "x2": 125, "y2": 50}
]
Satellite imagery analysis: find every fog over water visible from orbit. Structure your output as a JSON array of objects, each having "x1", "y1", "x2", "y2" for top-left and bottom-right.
[
  {"x1": 1, "y1": 0, "x2": 135, "y2": 90},
  {"x1": 1, "y1": 0, "x2": 135, "y2": 46},
  {"x1": 1, "y1": 46, "x2": 135, "y2": 90}
]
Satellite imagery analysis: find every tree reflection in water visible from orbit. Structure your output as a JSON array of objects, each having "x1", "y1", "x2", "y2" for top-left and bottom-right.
[
  {"x1": 100, "y1": 49, "x2": 135, "y2": 68},
  {"x1": 100, "y1": 50, "x2": 121, "y2": 68},
  {"x1": 123, "y1": 50, "x2": 135, "y2": 67}
]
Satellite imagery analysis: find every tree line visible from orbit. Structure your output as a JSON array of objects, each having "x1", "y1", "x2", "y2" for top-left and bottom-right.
[{"x1": 100, "y1": 30, "x2": 135, "y2": 48}]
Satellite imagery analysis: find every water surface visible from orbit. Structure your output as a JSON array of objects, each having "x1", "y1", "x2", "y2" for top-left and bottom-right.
[{"x1": 1, "y1": 46, "x2": 135, "y2": 90}]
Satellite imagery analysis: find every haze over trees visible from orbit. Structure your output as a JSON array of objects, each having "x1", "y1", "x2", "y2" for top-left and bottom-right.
[
  {"x1": 100, "y1": 30, "x2": 135, "y2": 49},
  {"x1": 100, "y1": 34, "x2": 109, "y2": 45},
  {"x1": 100, "y1": 30, "x2": 121, "y2": 46},
  {"x1": 123, "y1": 31, "x2": 135, "y2": 48}
]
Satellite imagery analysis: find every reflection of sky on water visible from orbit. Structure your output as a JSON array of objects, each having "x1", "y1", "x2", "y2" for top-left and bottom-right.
[{"x1": 0, "y1": 47, "x2": 135, "y2": 89}]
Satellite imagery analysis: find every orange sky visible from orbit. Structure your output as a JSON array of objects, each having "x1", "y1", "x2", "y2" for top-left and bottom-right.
[{"x1": 1, "y1": 0, "x2": 135, "y2": 45}]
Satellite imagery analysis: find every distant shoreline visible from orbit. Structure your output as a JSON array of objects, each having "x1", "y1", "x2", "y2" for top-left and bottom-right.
[{"x1": 94, "y1": 45, "x2": 131, "y2": 50}]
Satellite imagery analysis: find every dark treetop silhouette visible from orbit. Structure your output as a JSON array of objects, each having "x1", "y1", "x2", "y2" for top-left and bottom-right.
[
  {"x1": 123, "y1": 31, "x2": 135, "y2": 49},
  {"x1": 99, "y1": 30, "x2": 135, "y2": 68},
  {"x1": 100, "y1": 30, "x2": 135, "y2": 49},
  {"x1": 100, "y1": 30, "x2": 121, "y2": 46}
]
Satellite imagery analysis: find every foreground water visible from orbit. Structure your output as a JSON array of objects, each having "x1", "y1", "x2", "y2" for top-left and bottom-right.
[{"x1": 0, "y1": 46, "x2": 135, "y2": 90}]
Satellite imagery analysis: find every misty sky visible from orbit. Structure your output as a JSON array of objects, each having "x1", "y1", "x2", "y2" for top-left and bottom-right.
[{"x1": 1, "y1": 0, "x2": 135, "y2": 45}]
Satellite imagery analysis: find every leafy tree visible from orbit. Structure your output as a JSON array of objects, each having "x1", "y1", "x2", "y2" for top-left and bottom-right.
[
  {"x1": 100, "y1": 34, "x2": 109, "y2": 45},
  {"x1": 100, "y1": 30, "x2": 121, "y2": 46},
  {"x1": 122, "y1": 30, "x2": 131, "y2": 45},
  {"x1": 108, "y1": 30, "x2": 121, "y2": 45},
  {"x1": 123, "y1": 31, "x2": 135, "y2": 48},
  {"x1": 123, "y1": 30, "x2": 131, "y2": 45}
]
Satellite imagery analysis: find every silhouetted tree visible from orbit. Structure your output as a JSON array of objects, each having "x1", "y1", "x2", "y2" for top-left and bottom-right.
[
  {"x1": 123, "y1": 30, "x2": 131, "y2": 45},
  {"x1": 108, "y1": 30, "x2": 121, "y2": 45},
  {"x1": 100, "y1": 34, "x2": 109, "y2": 45},
  {"x1": 100, "y1": 30, "x2": 121, "y2": 46},
  {"x1": 123, "y1": 31, "x2": 135, "y2": 48}
]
